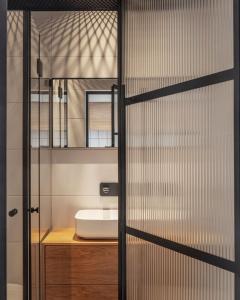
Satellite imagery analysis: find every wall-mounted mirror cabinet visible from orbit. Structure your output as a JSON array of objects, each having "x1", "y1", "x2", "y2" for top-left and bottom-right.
[{"x1": 31, "y1": 78, "x2": 118, "y2": 149}]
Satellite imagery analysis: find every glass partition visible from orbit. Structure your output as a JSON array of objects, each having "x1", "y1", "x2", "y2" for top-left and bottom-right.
[
  {"x1": 123, "y1": 0, "x2": 237, "y2": 299},
  {"x1": 6, "y1": 10, "x2": 24, "y2": 300}
]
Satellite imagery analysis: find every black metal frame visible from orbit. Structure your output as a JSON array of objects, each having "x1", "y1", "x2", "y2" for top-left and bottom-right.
[
  {"x1": 23, "y1": 11, "x2": 31, "y2": 300},
  {"x1": 64, "y1": 79, "x2": 68, "y2": 148},
  {"x1": 117, "y1": 0, "x2": 125, "y2": 299},
  {"x1": 50, "y1": 78, "x2": 68, "y2": 148},
  {"x1": 58, "y1": 80, "x2": 63, "y2": 148},
  {"x1": 0, "y1": 0, "x2": 7, "y2": 299},
  {"x1": 111, "y1": 84, "x2": 119, "y2": 147},
  {"x1": 234, "y1": 0, "x2": 240, "y2": 297},
  {"x1": 50, "y1": 78, "x2": 117, "y2": 149},
  {"x1": 125, "y1": 69, "x2": 234, "y2": 106},
  {"x1": 120, "y1": 2, "x2": 240, "y2": 300},
  {"x1": 8, "y1": 0, "x2": 119, "y2": 11},
  {"x1": 86, "y1": 90, "x2": 113, "y2": 148}
]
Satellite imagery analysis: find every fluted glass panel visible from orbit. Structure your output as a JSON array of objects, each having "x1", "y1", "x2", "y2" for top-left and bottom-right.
[
  {"x1": 126, "y1": 235, "x2": 234, "y2": 300},
  {"x1": 124, "y1": 0, "x2": 233, "y2": 97},
  {"x1": 126, "y1": 81, "x2": 234, "y2": 260}
]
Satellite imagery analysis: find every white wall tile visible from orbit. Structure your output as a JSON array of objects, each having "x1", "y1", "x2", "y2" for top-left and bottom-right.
[
  {"x1": 68, "y1": 80, "x2": 85, "y2": 119},
  {"x1": 51, "y1": 149, "x2": 118, "y2": 228},
  {"x1": 40, "y1": 150, "x2": 52, "y2": 196},
  {"x1": 7, "y1": 150, "x2": 23, "y2": 196},
  {"x1": 7, "y1": 11, "x2": 23, "y2": 57},
  {"x1": 52, "y1": 195, "x2": 118, "y2": 228},
  {"x1": 52, "y1": 163, "x2": 117, "y2": 196},
  {"x1": 40, "y1": 195, "x2": 52, "y2": 238},
  {"x1": 68, "y1": 118, "x2": 86, "y2": 148},
  {"x1": 31, "y1": 149, "x2": 39, "y2": 197},
  {"x1": 7, "y1": 103, "x2": 23, "y2": 149},
  {"x1": 52, "y1": 148, "x2": 118, "y2": 164},
  {"x1": 7, "y1": 242, "x2": 23, "y2": 284},
  {"x1": 51, "y1": 56, "x2": 117, "y2": 78},
  {"x1": 7, "y1": 196, "x2": 23, "y2": 243},
  {"x1": 7, "y1": 57, "x2": 23, "y2": 102}
]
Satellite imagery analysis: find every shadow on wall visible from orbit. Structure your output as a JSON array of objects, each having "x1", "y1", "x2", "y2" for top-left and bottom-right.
[{"x1": 33, "y1": 11, "x2": 118, "y2": 78}]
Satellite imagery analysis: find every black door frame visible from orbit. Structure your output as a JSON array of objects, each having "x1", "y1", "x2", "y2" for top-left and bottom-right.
[
  {"x1": 2, "y1": 1, "x2": 122, "y2": 299},
  {"x1": 21, "y1": 4, "x2": 121, "y2": 300},
  {"x1": 23, "y1": 11, "x2": 31, "y2": 300},
  {"x1": 0, "y1": 0, "x2": 7, "y2": 299},
  {"x1": 120, "y1": 1, "x2": 240, "y2": 300}
]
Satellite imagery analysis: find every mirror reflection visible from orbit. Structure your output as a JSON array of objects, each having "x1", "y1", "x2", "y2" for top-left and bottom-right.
[{"x1": 31, "y1": 78, "x2": 118, "y2": 149}]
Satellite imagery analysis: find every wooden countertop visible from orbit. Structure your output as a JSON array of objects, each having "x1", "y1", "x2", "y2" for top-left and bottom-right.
[{"x1": 42, "y1": 228, "x2": 118, "y2": 246}]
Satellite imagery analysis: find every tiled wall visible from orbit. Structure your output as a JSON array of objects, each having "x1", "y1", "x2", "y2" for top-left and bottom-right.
[
  {"x1": 30, "y1": 11, "x2": 119, "y2": 229},
  {"x1": 32, "y1": 11, "x2": 117, "y2": 78},
  {"x1": 51, "y1": 149, "x2": 118, "y2": 228},
  {"x1": 7, "y1": 11, "x2": 23, "y2": 285}
]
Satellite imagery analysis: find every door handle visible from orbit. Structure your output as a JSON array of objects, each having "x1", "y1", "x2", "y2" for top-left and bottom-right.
[
  {"x1": 28, "y1": 207, "x2": 39, "y2": 214},
  {"x1": 8, "y1": 208, "x2": 18, "y2": 217}
]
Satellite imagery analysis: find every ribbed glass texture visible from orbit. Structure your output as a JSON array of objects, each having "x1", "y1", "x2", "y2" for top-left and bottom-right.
[
  {"x1": 126, "y1": 81, "x2": 234, "y2": 260},
  {"x1": 123, "y1": 0, "x2": 233, "y2": 97},
  {"x1": 126, "y1": 235, "x2": 234, "y2": 300}
]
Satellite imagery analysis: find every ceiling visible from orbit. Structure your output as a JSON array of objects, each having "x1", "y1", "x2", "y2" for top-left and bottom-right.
[{"x1": 8, "y1": 0, "x2": 119, "y2": 11}]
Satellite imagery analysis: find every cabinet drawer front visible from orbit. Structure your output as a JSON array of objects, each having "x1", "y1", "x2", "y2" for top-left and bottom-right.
[
  {"x1": 46, "y1": 285, "x2": 118, "y2": 300},
  {"x1": 45, "y1": 245, "x2": 118, "y2": 285}
]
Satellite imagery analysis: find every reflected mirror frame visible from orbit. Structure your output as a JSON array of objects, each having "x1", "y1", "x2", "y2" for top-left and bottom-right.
[{"x1": 50, "y1": 78, "x2": 118, "y2": 149}]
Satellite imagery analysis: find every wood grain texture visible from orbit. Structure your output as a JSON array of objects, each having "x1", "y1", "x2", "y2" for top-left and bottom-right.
[
  {"x1": 45, "y1": 245, "x2": 118, "y2": 285},
  {"x1": 42, "y1": 228, "x2": 118, "y2": 245},
  {"x1": 46, "y1": 285, "x2": 118, "y2": 300}
]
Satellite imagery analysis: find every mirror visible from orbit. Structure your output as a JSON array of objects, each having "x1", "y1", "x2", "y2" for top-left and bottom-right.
[
  {"x1": 31, "y1": 78, "x2": 51, "y2": 148},
  {"x1": 31, "y1": 78, "x2": 118, "y2": 149},
  {"x1": 52, "y1": 78, "x2": 118, "y2": 148}
]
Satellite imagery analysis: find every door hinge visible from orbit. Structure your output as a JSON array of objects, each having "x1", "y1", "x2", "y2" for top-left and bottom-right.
[
  {"x1": 37, "y1": 58, "x2": 43, "y2": 78},
  {"x1": 58, "y1": 85, "x2": 63, "y2": 99},
  {"x1": 28, "y1": 207, "x2": 39, "y2": 214}
]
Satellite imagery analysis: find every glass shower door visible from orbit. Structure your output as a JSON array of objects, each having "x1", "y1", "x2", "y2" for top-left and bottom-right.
[
  {"x1": 6, "y1": 10, "x2": 24, "y2": 300},
  {"x1": 121, "y1": 1, "x2": 239, "y2": 300},
  {"x1": 30, "y1": 77, "x2": 40, "y2": 300},
  {"x1": 30, "y1": 19, "x2": 41, "y2": 300},
  {"x1": 31, "y1": 14, "x2": 52, "y2": 299}
]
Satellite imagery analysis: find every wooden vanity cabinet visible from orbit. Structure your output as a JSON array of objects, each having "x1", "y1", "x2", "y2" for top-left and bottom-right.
[{"x1": 42, "y1": 229, "x2": 118, "y2": 300}]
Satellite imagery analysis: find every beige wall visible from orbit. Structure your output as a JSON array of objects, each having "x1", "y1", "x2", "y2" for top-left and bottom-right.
[
  {"x1": 32, "y1": 11, "x2": 117, "y2": 78},
  {"x1": 7, "y1": 11, "x2": 23, "y2": 285},
  {"x1": 30, "y1": 12, "x2": 119, "y2": 229},
  {"x1": 51, "y1": 149, "x2": 118, "y2": 228}
]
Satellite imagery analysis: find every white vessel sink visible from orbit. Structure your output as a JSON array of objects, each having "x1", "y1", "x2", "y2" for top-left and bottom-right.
[{"x1": 75, "y1": 209, "x2": 118, "y2": 239}]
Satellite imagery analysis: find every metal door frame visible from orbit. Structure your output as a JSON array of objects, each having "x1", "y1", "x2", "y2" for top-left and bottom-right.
[
  {"x1": 22, "y1": 4, "x2": 121, "y2": 300},
  {"x1": 119, "y1": 1, "x2": 240, "y2": 299},
  {"x1": 0, "y1": 0, "x2": 7, "y2": 299}
]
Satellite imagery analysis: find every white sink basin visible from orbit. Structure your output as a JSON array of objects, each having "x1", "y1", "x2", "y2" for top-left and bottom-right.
[{"x1": 75, "y1": 209, "x2": 118, "y2": 239}]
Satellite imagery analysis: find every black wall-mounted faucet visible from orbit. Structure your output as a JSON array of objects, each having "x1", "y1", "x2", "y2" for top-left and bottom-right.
[{"x1": 100, "y1": 183, "x2": 119, "y2": 196}]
